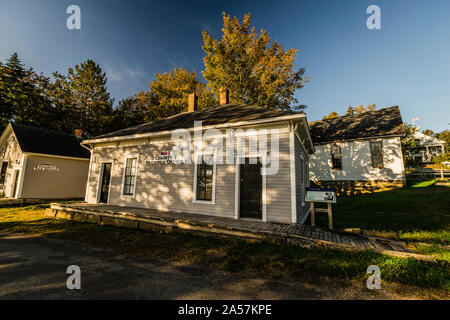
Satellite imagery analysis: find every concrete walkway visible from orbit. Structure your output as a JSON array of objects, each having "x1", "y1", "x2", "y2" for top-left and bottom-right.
[{"x1": 49, "y1": 203, "x2": 413, "y2": 255}]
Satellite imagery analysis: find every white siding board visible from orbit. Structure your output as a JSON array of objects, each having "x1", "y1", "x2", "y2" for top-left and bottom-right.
[
  {"x1": 86, "y1": 126, "x2": 311, "y2": 224},
  {"x1": 309, "y1": 137, "x2": 405, "y2": 182}
]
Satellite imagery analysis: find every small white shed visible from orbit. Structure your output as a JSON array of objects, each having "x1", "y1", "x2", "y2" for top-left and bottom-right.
[
  {"x1": 0, "y1": 124, "x2": 90, "y2": 199},
  {"x1": 308, "y1": 106, "x2": 406, "y2": 194}
]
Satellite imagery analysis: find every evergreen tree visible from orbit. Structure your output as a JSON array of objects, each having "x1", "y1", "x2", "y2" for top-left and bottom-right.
[
  {"x1": 0, "y1": 53, "x2": 54, "y2": 131},
  {"x1": 0, "y1": 62, "x2": 12, "y2": 131},
  {"x1": 110, "y1": 96, "x2": 145, "y2": 132},
  {"x1": 48, "y1": 60, "x2": 114, "y2": 137}
]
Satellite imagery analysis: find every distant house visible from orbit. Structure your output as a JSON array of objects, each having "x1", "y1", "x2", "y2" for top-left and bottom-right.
[
  {"x1": 412, "y1": 132, "x2": 446, "y2": 163},
  {"x1": 0, "y1": 124, "x2": 90, "y2": 199},
  {"x1": 308, "y1": 106, "x2": 406, "y2": 194}
]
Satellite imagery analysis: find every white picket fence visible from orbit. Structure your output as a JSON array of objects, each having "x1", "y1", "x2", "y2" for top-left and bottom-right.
[{"x1": 406, "y1": 169, "x2": 450, "y2": 181}]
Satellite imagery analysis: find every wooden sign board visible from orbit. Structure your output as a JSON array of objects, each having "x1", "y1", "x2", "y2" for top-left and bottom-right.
[{"x1": 305, "y1": 187, "x2": 336, "y2": 203}]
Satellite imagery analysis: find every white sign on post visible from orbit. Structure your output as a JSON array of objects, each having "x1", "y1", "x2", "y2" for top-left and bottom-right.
[
  {"x1": 305, "y1": 187, "x2": 336, "y2": 203},
  {"x1": 305, "y1": 187, "x2": 337, "y2": 229}
]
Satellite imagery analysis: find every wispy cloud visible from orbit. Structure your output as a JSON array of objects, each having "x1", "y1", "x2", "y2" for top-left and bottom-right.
[
  {"x1": 123, "y1": 66, "x2": 145, "y2": 81},
  {"x1": 105, "y1": 65, "x2": 146, "y2": 83},
  {"x1": 105, "y1": 66, "x2": 123, "y2": 82}
]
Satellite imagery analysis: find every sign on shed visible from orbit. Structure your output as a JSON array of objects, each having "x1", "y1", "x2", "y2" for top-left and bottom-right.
[{"x1": 305, "y1": 187, "x2": 336, "y2": 203}]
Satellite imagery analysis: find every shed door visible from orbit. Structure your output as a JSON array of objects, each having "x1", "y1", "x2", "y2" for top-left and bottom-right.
[
  {"x1": 11, "y1": 169, "x2": 20, "y2": 198},
  {"x1": 239, "y1": 158, "x2": 262, "y2": 219},
  {"x1": 0, "y1": 162, "x2": 8, "y2": 192},
  {"x1": 99, "y1": 163, "x2": 112, "y2": 204}
]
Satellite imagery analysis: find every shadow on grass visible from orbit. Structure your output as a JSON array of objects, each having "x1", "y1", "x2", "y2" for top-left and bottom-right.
[
  {"x1": 309, "y1": 185, "x2": 450, "y2": 244},
  {"x1": 0, "y1": 208, "x2": 449, "y2": 291}
]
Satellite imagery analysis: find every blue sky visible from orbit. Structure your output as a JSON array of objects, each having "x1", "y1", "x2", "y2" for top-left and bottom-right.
[{"x1": 0, "y1": 0, "x2": 449, "y2": 131}]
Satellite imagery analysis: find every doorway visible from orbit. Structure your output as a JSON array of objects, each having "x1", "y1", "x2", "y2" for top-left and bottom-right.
[
  {"x1": 99, "y1": 163, "x2": 112, "y2": 204},
  {"x1": 11, "y1": 169, "x2": 20, "y2": 199},
  {"x1": 0, "y1": 162, "x2": 8, "y2": 193},
  {"x1": 239, "y1": 158, "x2": 262, "y2": 219}
]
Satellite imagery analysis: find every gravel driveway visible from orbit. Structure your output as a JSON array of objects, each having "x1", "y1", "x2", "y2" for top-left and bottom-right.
[
  {"x1": 0, "y1": 232, "x2": 331, "y2": 299},
  {"x1": 0, "y1": 232, "x2": 444, "y2": 299}
]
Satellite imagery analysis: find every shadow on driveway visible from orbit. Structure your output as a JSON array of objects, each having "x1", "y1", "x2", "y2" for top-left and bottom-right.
[{"x1": 0, "y1": 232, "x2": 323, "y2": 299}]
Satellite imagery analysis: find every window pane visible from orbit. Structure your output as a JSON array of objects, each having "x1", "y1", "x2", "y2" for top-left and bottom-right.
[
  {"x1": 0, "y1": 162, "x2": 7, "y2": 186},
  {"x1": 131, "y1": 158, "x2": 137, "y2": 175},
  {"x1": 331, "y1": 144, "x2": 342, "y2": 170},
  {"x1": 370, "y1": 141, "x2": 384, "y2": 168},
  {"x1": 123, "y1": 158, "x2": 137, "y2": 195},
  {"x1": 196, "y1": 162, "x2": 213, "y2": 201}
]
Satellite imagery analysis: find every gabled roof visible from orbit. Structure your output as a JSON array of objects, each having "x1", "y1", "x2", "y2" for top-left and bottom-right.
[
  {"x1": 92, "y1": 104, "x2": 304, "y2": 140},
  {"x1": 413, "y1": 132, "x2": 446, "y2": 146},
  {"x1": 4, "y1": 124, "x2": 90, "y2": 159},
  {"x1": 308, "y1": 106, "x2": 406, "y2": 145}
]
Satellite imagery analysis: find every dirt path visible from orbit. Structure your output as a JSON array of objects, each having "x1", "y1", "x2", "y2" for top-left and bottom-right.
[{"x1": 0, "y1": 232, "x2": 446, "y2": 299}]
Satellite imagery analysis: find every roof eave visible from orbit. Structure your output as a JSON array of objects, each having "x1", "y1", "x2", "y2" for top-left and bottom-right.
[
  {"x1": 0, "y1": 124, "x2": 15, "y2": 150},
  {"x1": 312, "y1": 133, "x2": 406, "y2": 146},
  {"x1": 22, "y1": 152, "x2": 90, "y2": 161},
  {"x1": 83, "y1": 113, "x2": 307, "y2": 145}
]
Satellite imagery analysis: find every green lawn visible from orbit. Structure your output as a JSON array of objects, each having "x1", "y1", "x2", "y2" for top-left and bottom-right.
[
  {"x1": 311, "y1": 183, "x2": 450, "y2": 261},
  {"x1": 0, "y1": 203, "x2": 449, "y2": 292}
]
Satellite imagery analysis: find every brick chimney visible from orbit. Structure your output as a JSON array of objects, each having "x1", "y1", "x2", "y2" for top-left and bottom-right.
[
  {"x1": 219, "y1": 87, "x2": 229, "y2": 105},
  {"x1": 188, "y1": 92, "x2": 198, "y2": 112},
  {"x1": 74, "y1": 129, "x2": 83, "y2": 140}
]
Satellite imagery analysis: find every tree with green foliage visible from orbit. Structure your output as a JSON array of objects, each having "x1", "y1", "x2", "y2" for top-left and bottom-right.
[
  {"x1": 109, "y1": 68, "x2": 216, "y2": 131},
  {"x1": 146, "y1": 68, "x2": 216, "y2": 117},
  {"x1": 432, "y1": 153, "x2": 450, "y2": 165},
  {"x1": 109, "y1": 96, "x2": 145, "y2": 132},
  {"x1": 0, "y1": 53, "x2": 54, "y2": 131},
  {"x1": 345, "y1": 104, "x2": 376, "y2": 116},
  {"x1": 437, "y1": 130, "x2": 449, "y2": 152},
  {"x1": 202, "y1": 12, "x2": 307, "y2": 111},
  {"x1": 431, "y1": 129, "x2": 450, "y2": 165},
  {"x1": 322, "y1": 111, "x2": 340, "y2": 120},
  {"x1": 0, "y1": 62, "x2": 12, "y2": 131},
  {"x1": 401, "y1": 123, "x2": 421, "y2": 167},
  {"x1": 422, "y1": 129, "x2": 434, "y2": 137},
  {"x1": 48, "y1": 60, "x2": 113, "y2": 137}
]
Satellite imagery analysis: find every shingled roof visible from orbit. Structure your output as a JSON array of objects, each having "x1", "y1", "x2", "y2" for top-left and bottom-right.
[
  {"x1": 308, "y1": 106, "x2": 405, "y2": 145},
  {"x1": 92, "y1": 104, "x2": 304, "y2": 140},
  {"x1": 10, "y1": 124, "x2": 90, "y2": 159}
]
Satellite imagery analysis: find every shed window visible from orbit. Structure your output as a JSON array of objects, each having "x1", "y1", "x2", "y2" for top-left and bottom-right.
[
  {"x1": 196, "y1": 162, "x2": 213, "y2": 201},
  {"x1": 0, "y1": 162, "x2": 7, "y2": 188},
  {"x1": 331, "y1": 144, "x2": 342, "y2": 170},
  {"x1": 370, "y1": 141, "x2": 384, "y2": 168},
  {"x1": 122, "y1": 158, "x2": 137, "y2": 196}
]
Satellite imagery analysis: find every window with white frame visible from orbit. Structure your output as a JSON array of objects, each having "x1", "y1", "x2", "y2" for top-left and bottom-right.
[
  {"x1": 194, "y1": 153, "x2": 215, "y2": 202},
  {"x1": 122, "y1": 158, "x2": 137, "y2": 196}
]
